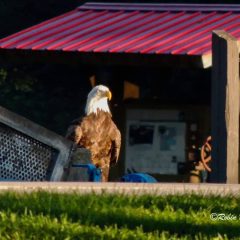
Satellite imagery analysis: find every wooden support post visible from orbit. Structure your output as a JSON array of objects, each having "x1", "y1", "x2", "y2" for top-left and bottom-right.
[{"x1": 211, "y1": 30, "x2": 239, "y2": 183}]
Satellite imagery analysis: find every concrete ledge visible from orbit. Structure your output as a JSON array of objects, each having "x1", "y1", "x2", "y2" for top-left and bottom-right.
[{"x1": 0, "y1": 182, "x2": 239, "y2": 196}]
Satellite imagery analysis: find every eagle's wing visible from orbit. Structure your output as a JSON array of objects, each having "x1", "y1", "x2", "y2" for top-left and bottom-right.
[
  {"x1": 110, "y1": 128, "x2": 121, "y2": 166},
  {"x1": 65, "y1": 118, "x2": 83, "y2": 144}
]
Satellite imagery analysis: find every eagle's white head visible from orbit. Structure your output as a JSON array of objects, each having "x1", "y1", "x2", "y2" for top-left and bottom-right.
[{"x1": 85, "y1": 85, "x2": 112, "y2": 115}]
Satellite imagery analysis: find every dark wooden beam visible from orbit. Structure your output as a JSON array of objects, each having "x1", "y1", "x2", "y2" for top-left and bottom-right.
[
  {"x1": 0, "y1": 48, "x2": 206, "y2": 68},
  {"x1": 211, "y1": 30, "x2": 239, "y2": 183}
]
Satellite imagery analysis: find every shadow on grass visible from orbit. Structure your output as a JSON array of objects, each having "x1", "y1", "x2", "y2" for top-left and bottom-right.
[{"x1": 0, "y1": 192, "x2": 239, "y2": 238}]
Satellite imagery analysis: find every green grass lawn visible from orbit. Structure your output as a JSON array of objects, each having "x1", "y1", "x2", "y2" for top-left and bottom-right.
[{"x1": 0, "y1": 191, "x2": 239, "y2": 239}]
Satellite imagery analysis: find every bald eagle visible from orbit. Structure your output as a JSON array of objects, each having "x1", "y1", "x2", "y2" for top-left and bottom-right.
[{"x1": 66, "y1": 85, "x2": 121, "y2": 182}]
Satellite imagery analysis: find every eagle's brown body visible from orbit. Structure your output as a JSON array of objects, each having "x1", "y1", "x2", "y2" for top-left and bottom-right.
[{"x1": 66, "y1": 110, "x2": 121, "y2": 182}]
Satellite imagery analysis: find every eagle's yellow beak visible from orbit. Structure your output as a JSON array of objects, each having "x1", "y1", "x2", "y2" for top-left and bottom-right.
[{"x1": 106, "y1": 90, "x2": 112, "y2": 100}]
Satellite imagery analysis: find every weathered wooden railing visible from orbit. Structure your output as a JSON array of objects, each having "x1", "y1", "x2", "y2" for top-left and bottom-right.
[{"x1": 0, "y1": 106, "x2": 90, "y2": 181}]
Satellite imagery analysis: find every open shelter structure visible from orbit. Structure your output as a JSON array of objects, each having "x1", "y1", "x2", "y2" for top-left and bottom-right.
[{"x1": 0, "y1": 2, "x2": 240, "y2": 183}]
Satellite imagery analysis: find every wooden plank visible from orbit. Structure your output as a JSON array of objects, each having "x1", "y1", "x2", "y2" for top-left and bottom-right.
[{"x1": 211, "y1": 30, "x2": 239, "y2": 183}]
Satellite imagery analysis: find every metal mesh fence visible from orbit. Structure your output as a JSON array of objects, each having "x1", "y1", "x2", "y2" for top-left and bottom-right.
[{"x1": 0, "y1": 123, "x2": 59, "y2": 181}]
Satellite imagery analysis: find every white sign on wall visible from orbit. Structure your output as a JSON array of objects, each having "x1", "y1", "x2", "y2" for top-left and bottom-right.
[{"x1": 125, "y1": 120, "x2": 186, "y2": 175}]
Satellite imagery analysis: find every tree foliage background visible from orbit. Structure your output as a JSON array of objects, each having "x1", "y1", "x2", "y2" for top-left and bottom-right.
[
  {"x1": 0, "y1": 0, "x2": 91, "y2": 134},
  {"x1": 0, "y1": 0, "x2": 239, "y2": 134}
]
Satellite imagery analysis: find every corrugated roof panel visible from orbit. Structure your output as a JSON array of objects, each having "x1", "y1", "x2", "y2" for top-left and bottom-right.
[
  {"x1": 73, "y1": 12, "x2": 180, "y2": 51},
  {"x1": 61, "y1": 11, "x2": 141, "y2": 51},
  {"x1": 141, "y1": 12, "x2": 223, "y2": 54},
  {"x1": 92, "y1": 12, "x2": 172, "y2": 52},
  {"x1": 108, "y1": 12, "x2": 193, "y2": 53},
  {"x1": 1, "y1": 2, "x2": 240, "y2": 56},
  {"x1": 15, "y1": 11, "x2": 96, "y2": 49},
  {"x1": 123, "y1": 12, "x2": 210, "y2": 53},
  {"x1": 0, "y1": 10, "x2": 76, "y2": 44},
  {"x1": 74, "y1": 11, "x2": 159, "y2": 52},
  {"x1": 32, "y1": 11, "x2": 113, "y2": 50},
  {"x1": 155, "y1": 13, "x2": 240, "y2": 54},
  {"x1": 82, "y1": 12, "x2": 157, "y2": 50},
  {"x1": 174, "y1": 15, "x2": 240, "y2": 55},
  {"x1": 48, "y1": 11, "x2": 132, "y2": 50},
  {"x1": 103, "y1": 13, "x2": 185, "y2": 51}
]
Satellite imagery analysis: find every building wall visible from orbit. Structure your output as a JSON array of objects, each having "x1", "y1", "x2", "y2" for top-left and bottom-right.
[{"x1": 108, "y1": 66, "x2": 211, "y2": 182}]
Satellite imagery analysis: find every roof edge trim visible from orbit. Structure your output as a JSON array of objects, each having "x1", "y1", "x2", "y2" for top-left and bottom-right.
[{"x1": 78, "y1": 2, "x2": 240, "y2": 12}]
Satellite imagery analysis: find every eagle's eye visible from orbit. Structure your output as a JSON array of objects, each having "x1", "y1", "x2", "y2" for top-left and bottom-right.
[{"x1": 97, "y1": 89, "x2": 102, "y2": 94}]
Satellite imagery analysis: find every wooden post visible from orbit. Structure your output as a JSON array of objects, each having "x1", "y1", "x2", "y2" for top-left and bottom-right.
[{"x1": 211, "y1": 30, "x2": 239, "y2": 183}]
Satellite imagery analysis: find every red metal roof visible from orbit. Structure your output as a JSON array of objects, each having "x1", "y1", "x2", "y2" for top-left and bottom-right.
[{"x1": 1, "y1": 2, "x2": 240, "y2": 56}]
